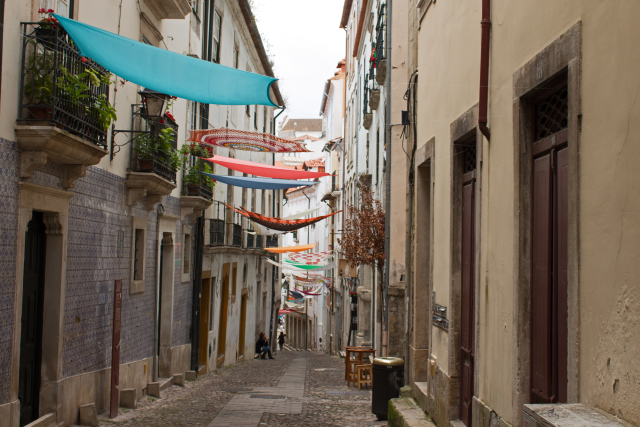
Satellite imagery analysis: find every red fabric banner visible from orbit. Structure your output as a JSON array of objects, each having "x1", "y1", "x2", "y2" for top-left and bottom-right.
[
  {"x1": 224, "y1": 203, "x2": 342, "y2": 232},
  {"x1": 202, "y1": 155, "x2": 329, "y2": 179}
]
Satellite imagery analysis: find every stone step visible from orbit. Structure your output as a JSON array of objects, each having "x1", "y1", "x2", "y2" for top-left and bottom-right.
[
  {"x1": 159, "y1": 376, "x2": 173, "y2": 391},
  {"x1": 388, "y1": 397, "x2": 436, "y2": 427},
  {"x1": 24, "y1": 413, "x2": 56, "y2": 427}
]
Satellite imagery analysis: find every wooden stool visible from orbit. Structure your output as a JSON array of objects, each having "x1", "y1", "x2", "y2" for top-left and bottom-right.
[{"x1": 356, "y1": 364, "x2": 372, "y2": 390}]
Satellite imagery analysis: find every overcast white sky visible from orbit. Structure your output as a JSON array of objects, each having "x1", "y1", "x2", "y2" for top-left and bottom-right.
[{"x1": 251, "y1": 0, "x2": 346, "y2": 128}]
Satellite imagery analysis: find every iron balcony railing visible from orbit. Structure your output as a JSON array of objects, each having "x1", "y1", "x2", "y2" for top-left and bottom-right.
[
  {"x1": 18, "y1": 22, "x2": 110, "y2": 148},
  {"x1": 232, "y1": 222, "x2": 242, "y2": 247},
  {"x1": 130, "y1": 111, "x2": 179, "y2": 184},
  {"x1": 209, "y1": 201, "x2": 227, "y2": 246},
  {"x1": 208, "y1": 201, "x2": 243, "y2": 247},
  {"x1": 183, "y1": 155, "x2": 213, "y2": 200},
  {"x1": 363, "y1": 79, "x2": 370, "y2": 117},
  {"x1": 133, "y1": 154, "x2": 177, "y2": 183},
  {"x1": 375, "y1": 3, "x2": 386, "y2": 67},
  {"x1": 266, "y1": 235, "x2": 278, "y2": 248}
]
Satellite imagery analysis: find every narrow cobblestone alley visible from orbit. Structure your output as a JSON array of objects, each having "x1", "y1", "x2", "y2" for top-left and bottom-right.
[{"x1": 99, "y1": 351, "x2": 385, "y2": 427}]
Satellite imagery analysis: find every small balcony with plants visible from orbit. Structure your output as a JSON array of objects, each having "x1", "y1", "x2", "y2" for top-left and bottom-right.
[
  {"x1": 16, "y1": 14, "x2": 116, "y2": 188},
  {"x1": 126, "y1": 113, "x2": 181, "y2": 209},
  {"x1": 180, "y1": 143, "x2": 214, "y2": 220},
  {"x1": 374, "y1": 3, "x2": 387, "y2": 86}
]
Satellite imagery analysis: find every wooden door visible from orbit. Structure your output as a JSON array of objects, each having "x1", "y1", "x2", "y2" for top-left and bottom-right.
[
  {"x1": 531, "y1": 127, "x2": 569, "y2": 403},
  {"x1": 217, "y1": 264, "x2": 230, "y2": 367},
  {"x1": 460, "y1": 172, "x2": 476, "y2": 426},
  {"x1": 238, "y1": 293, "x2": 247, "y2": 358},
  {"x1": 19, "y1": 212, "x2": 46, "y2": 425},
  {"x1": 199, "y1": 278, "x2": 211, "y2": 371}
]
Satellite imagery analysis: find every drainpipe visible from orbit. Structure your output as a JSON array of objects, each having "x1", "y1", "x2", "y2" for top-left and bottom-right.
[
  {"x1": 478, "y1": 0, "x2": 491, "y2": 140},
  {"x1": 153, "y1": 203, "x2": 165, "y2": 382},
  {"x1": 382, "y1": 0, "x2": 393, "y2": 358},
  {"x1": 405, "y1": 70, "x2": 418, "y2": 384}
]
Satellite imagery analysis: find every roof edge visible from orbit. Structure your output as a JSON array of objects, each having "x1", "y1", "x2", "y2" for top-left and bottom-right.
[
  {"x1": 352, "y1": 0, "x2": 369, "y2": 57},
  {"x1": 340, "y1": 0, "x2": 354, "y2": 28},
  {"x1": 238, "y1": 0, "x2": 285, "y2": 107}
]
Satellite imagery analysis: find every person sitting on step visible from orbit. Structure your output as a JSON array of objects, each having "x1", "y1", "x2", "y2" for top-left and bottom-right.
[{"x1": 256, "y1": 332, "x2": 274, "y2": 359}]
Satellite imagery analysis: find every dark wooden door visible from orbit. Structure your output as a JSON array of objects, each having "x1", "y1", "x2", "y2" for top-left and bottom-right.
[
  {"x1": 217, "y1": 263, "x2": 230, "y2": 367},
  {"x1": 19, "y1": 212, "x2": 46, "y2": 426},
  {"x1": 460, "y1": 172, "x2": 476, "y2": 426},
  {"x1": 531, "y1": 128, "x2": 569, "y2": 403},
  {"x1": 109, "y1": 280, "x2": 123, "y2": 418}
]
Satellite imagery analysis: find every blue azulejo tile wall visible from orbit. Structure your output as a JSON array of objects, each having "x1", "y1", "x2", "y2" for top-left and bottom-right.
[
  {"x1": 0, "y1": 138, "x2": 20, "y2": 404},
  {"x1": 0, "y1": 137, "x2": 195, "y2": 391}
]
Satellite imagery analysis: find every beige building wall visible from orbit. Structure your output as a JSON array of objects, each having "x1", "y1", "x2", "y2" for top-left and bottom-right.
[{"x1": 413, "y1": 0, "x2": 640, "y2": 426}]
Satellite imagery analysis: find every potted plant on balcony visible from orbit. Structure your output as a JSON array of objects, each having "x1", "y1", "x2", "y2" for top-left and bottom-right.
[
  {"x1": 35, "y1": 9, "x2": 59, "y2": 40},
  {"x1": 133, "y1": 127, "x2": 181, "y2": 173},
  {"x1": 183, "y1": 162, "x2": 215, "y2": 196},
  {"x1": 22, "y1": 47, "x2": 56, "y2": 119}
]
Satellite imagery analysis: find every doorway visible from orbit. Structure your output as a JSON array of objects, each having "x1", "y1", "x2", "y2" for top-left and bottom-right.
[
  {"x1": 19, "y1": 212, "x2": 47, "y2": 426},
  {"x1": 530, "y1": 83, "x2": 569, "y2": 404},
  {"x1": 199, "y1": 277, "x2": 211, "y2": 372},
  {"x1": 459, "y1": 145, "x2": 476, "y2": 426},
  {"x1": 217, "y1": 263, "x2": 230, "y2": 367},
  {"x1": 238, "y1": 292, "x2": 247, "y2": 359}
]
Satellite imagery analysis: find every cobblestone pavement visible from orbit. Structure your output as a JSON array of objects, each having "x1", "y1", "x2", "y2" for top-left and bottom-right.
[{"x1": 98, "y1": 351, "x2": 386, "y2": 427}]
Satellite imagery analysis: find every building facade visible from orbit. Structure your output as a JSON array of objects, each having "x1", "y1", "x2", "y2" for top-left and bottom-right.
[
  {"x1": 398, "y1": 1, "x2": 640, "y2": 427},
  {"x1": 0, "y1": 0, "x2": 283, "y2": 426}
]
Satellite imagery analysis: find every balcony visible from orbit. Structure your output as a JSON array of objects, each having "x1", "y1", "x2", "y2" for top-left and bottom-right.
[
  {"x1": 181, "y1": 155, "x2": 214, "y2": 221},
  {"x1": 375, "y1": 4, "x2": 387, "y2": 85},
  {"x1": 266, "y1": 235, "x2": 278, "y2": 248},
  {"x1": 16, "y1": 23, "x2": 110, "y2": 188},
  {"x1": 206, "y1": 202, "x2": 245, "y2": 249},
  {"x1": 143, "y1": 0, "x2": 191, "y2": 20},
  {"x1": 126, "y1": 117, "x2": 179, "y2": 209}
]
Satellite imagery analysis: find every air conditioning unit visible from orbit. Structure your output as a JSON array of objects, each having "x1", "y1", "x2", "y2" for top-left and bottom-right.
[{"x1": 523, "y1": 404, "x2": 627, "y2": 427}]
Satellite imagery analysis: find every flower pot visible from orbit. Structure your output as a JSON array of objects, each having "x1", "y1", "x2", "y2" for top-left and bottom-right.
[
  {"x1": 27, "y1": 106, "x2": 52, "y2": 120},
  {"x1": 363, "y1": 113, "x2": 373, "y2": 130},
  {"x1": 370, "y1": 89, "x2": 381, "y2": 110},
  {"x1": 35, "y1": 27, "x2": 57, "y2": 41},
  {"x1": 186, "y1": 185, "x2": 201, "y2": 196},
  {"x1": 138, "y1": 159, "x2": 153, "y2": 171}
]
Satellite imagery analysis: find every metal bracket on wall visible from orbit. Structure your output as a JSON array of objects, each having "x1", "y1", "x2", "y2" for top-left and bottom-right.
[{"x1": 431, "y1": 291, "x2": 449, "y2": 331}]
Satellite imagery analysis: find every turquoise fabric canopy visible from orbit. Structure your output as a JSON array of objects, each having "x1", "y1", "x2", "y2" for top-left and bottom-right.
[{"x1": 53, "y1": 15, "x2": 279, "y2": 107}]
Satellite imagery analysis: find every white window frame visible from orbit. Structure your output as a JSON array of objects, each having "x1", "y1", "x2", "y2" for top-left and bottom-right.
[{"x1": 130, "y1": 217, "x2": 148, "y2": 294}]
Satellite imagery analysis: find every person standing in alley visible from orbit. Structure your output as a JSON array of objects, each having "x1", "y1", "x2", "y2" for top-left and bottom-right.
[{"x1": 278, "y1": 331, "x2": 287, "y2": 351}]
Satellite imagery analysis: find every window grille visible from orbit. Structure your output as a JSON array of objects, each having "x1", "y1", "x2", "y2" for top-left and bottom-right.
[
  {"x1": 464, "y1": 145, "x2": 477, "y2": 174},
  {"x1": 535, "y1": 86, "x2": 568, "y2": 140},
  {"x1": 256, "y1": 235, "x2": 263, "y2": 248},
  {"x1": 247, "y1": 233, "x2": 254, "y2": 248}
]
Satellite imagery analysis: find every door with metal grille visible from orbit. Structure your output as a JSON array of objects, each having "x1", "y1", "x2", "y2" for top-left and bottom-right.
[
  {"x1": 19, "y1": 212, "x2": 46, "y2": 425},
  {"x1": 530, "y1": 83, "x2": 569, "y2": 403},
  {"x1": 459, "y1": 146, "x2": 476, "y2": 426}
]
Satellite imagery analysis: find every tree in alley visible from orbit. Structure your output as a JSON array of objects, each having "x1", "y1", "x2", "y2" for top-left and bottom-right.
[{"x1": 338, "y1": 188, "x2": 386, "y2": 276}]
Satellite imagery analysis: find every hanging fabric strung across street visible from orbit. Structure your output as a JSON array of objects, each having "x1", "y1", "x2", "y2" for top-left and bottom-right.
[
  {"x1": 53, "y1": 15, "x2": 279, "y2": 107},
  {"x1": 224, "y1": 204, "x2": 342, "y2": 233},
  {"x1": 266, "y1": 258, "x2": 337, "y2": 273},
  {"x1": 265, "y1": 243, "x2": 317, "y2": 253},
  {"x1": 287, "y1": 251, "x2": 332, "y2": 264},
  {"x1": 200, "y1": 155, "x2": 328, "y2": 178},
  {"x1": 282, "y1": 206, "x2": 321, "y2": 220},
  {"x1": 201, "y1": 172, "x2": 317, "y2": 190},
  {"x1": 284, "y1": 259, "x2": 328, "y2": 268},
  {"x1": 190, "y1": 129, "x2": 310, "y2": 153}
]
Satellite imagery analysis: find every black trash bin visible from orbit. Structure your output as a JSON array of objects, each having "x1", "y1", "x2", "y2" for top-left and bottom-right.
[{"x1": 371, "y1": 357, "x2": 404, "y2": 420}]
